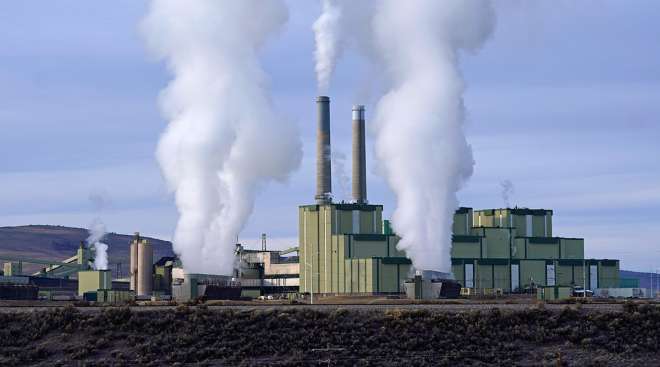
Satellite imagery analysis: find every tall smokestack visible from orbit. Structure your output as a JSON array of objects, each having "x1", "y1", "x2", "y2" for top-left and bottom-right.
[
  {"x1": 352, "y1": 105, "x2": 367, "y2": 204},
  {"x1": 316, "y1": 96, "x2": 332, "y2": 204}
]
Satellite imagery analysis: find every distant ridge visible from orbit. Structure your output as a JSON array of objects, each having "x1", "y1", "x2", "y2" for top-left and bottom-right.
[
  {"x1": 0, "y1": 225, "x2": 175, "y2": 277},
  {"x1": 620, "y1": 270, "x2": 660, "y2": 289}
]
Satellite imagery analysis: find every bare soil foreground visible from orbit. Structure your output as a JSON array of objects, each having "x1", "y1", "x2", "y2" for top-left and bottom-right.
[{"x1": 1, "y1": 303, "x2": 659, "y2": 366}]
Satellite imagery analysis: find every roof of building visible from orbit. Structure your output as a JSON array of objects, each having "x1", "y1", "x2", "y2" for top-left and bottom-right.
[
  {"x1": 455, "y1": 207, "x2": 554, "y2": 215},
  {"x1": 300, "y1": 203, "x2": 383, "y2": 211},
  {"x1": 154, "y1": 256, "x2": 178, "y2": 267}
]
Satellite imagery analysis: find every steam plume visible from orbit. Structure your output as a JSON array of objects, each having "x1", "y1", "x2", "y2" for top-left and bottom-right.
[
  {"x1": 142, "y1": 1, "x2": 301, "y2": 274},
  {"x1": 87, "y1": 218, "x2": 108, "y2": 270},
  {"x1": 313, "y1": 1, "x2": 377, "y2": 92},
  {"x1": 313, "y1": 0, "x2": 343, "y2": 91},
  {"x1": 500, "y1": 180, "x2": 515, "y2": 207},
  {"x1": 314, "y1": 0, "x2": 496, "y2": 272}
]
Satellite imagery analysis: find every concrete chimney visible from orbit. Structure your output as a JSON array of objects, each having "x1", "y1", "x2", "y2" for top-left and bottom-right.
[
  {"x1": 352, "y1": 105, "x2": 367, "y2": 204},
  {"x1": 315, "y1": 96, "x2": 332, "y2": 204}
]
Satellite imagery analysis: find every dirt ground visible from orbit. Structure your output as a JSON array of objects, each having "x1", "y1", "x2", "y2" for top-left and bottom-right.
[{"x1": 0, "y1": 302, "x2": 659, "y2": 366}]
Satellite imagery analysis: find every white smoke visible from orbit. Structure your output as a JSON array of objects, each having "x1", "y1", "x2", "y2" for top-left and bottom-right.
[
  {"x1": 141, "y1": 1, "x2": 302, "y2": 274},
  {"x1": 313, "y1": 0, "x2": 496, "y2": 272},
  {"x1": 500, "y1": 180, "x2": 515, "y2": 208},
  {"x1": 87, "y1": 218, "x2": 109, "y2": 271},
  {"x1": 313, "y1": 0, "x2": 343, "y2": 91},
  {"x1": 313, "y1": 1, "x2": 377, "y2": 92}
]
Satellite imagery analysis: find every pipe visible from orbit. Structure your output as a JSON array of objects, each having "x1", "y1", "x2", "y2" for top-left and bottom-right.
[
  {"x1": 315, "y1": 96, "x2": 332, "y2": 204},
  {"x1": 352, "y1": 105, "x2": 367, "y2": 204}
]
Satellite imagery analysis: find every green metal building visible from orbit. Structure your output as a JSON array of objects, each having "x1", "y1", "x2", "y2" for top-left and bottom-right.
[
  {"x1": 299, "y1": 205, "x2": 620, "y2": 295},
  {"x1": 298, "y1": 203, "x2": 411, "y2": 295},
  {"x1": 298, "y1": 97, "x2": 619, "y2": 296},
  {"x1": 451, "y1": 207, "x2": 619, "y2": 292}
]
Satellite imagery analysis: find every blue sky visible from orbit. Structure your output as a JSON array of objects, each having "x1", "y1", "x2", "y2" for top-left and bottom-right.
[{"x1": 1, "y1": 1, "x2": 659, "y2": 271}]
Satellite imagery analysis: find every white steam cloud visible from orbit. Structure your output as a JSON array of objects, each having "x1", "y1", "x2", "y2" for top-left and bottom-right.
[
  {"x1": 313, "y1": 1, "x2": 377, "y2": 92},
  {"x1": 313, "y1": 0, "x2": 343, "y2": 91},
  {"x1": 87, "y1": 218, "x2": 109, "y2": 271},
  {"x1": 314, "y1": 0, "x2": 496, "y2": 272},
  {"x1": 142, "y1": 1, "x2": 302, "y2": 274}
]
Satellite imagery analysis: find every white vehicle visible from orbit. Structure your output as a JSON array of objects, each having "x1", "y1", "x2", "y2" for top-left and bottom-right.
[{"x1": 572, "y1": 287, "x2": 593, "y2": 297}]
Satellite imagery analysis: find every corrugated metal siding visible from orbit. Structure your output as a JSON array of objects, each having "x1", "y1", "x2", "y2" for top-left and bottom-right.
[
  {"x1": 520, "y1": 260, "x2": 546, "y2": 287},
  {"x1": 493, "y1": 265, "x2": 509, "y2": 289}
]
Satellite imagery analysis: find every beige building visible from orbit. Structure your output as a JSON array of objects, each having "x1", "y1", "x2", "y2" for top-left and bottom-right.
[
  {"x1": 78, "y1": 270, "x2": 112, "y2": 296},
  {"x1": 299, "y1": 203, "x2": 411, "y2": 295}
]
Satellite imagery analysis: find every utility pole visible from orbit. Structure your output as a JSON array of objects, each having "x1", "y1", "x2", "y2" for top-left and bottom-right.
[{"x1": 583, "y1": 259, "x2": 586, "y2": 299}]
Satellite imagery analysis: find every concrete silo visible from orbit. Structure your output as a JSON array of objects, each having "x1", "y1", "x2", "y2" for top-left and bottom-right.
[{"x1": 129, "y1": 232, "x2": 153, "y2": 297}]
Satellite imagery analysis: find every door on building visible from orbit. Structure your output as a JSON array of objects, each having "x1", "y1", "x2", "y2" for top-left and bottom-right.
[
  {"x1": 546, "y1": 264, "x2": 556, "y2": 286},
  {"x1": 589, "y1": 264, "x2": 598, "y2": 290},
  {"x1": 511, "y1": 264, "x2": 519, "y2": 291},
  {"x1": 465, "y1": 263, "x2": 474, "y2": 288}
]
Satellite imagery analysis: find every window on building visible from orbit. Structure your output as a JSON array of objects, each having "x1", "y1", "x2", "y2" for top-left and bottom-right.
[
  {"x1": 511, "y1": 264, "x2": 520, "y2": 291},
  {"x1": 352, "y1": 210, "x2": 360, "y2": 233},
  {"x1": 526, "y1": 215, "x2": 532, "y2": 237},
  {"x1": 546, "y1": 264, "x2": 556, "y2": 286}
]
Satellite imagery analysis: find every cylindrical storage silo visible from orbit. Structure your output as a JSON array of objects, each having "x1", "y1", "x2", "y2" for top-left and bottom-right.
[
  {"x1": 136, "y1": 240, "x2": 153, "y2": 297},
  {"x1": 129, "y1": 236, "x2": 138, "y2": 291}
]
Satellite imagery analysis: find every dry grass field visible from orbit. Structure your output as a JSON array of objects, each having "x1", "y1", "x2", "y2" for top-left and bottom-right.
[{"x1": 0, "y1": 302, "x2": 659, "y2": 366}]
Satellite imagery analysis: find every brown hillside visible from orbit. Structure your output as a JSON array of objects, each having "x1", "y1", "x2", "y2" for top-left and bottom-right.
[{"x1": 0, "y1": 225, "x2": 175, "y2": 277}]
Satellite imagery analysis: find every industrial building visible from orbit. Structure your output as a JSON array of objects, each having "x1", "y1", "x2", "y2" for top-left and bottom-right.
[
  {"x1": 0, "y1": 241, "x2": 131, "y2": 301},
  {"x1": 234, "y1": 241, "x2": 299, "y2": 298},
  {"x1": 299, "y1": 98, "x2": 413, "y2": 295},
  {"x1": 298, "y1": 96, "x2": 621, "y2": 297},
  {"x1": 0, "y1": 95, "x2": 626, "y2": 302},
  {"x1": 1, "y1": 241, "x2": 91, "y2": 278},
  {"x1": 451, "y1": 207, "x2": 620, "y2": 293}
]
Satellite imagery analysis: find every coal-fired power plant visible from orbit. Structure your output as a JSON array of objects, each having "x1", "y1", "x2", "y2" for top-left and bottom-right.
[
  {"x1": 352, "y1": 105, "x2": 367, "y2": 204},
  {"x1": 0, "y1": 95, "x2": 623, "y2": 304},
  {"x1": 315, "y1": 96, "x2": 332, "y2": 204}
]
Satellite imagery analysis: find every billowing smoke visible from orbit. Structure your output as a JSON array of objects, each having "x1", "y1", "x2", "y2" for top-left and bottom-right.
[
  {"x1": 142, "y1": 1, "x2": 302, "y2": 274},
  {"x1": 313, "y1": 0, "x2": 496, "y2": 272},
  {"x1": 313, "y1": 0, "x2": 343, "y2": 91},
  {"x1": 500, "y1": 180, "x2": 515, "y2": 208},
  {"x1": 87, "y1": 218, "x2": 109, "y2": 271},
  {"x1": 313, "y1": 1, "x2": 377, "y2": 92}
]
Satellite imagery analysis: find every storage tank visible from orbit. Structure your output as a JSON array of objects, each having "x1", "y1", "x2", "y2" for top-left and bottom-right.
[{"x1": 136, "y1": 239, "x2": 153, "y2": 297}]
